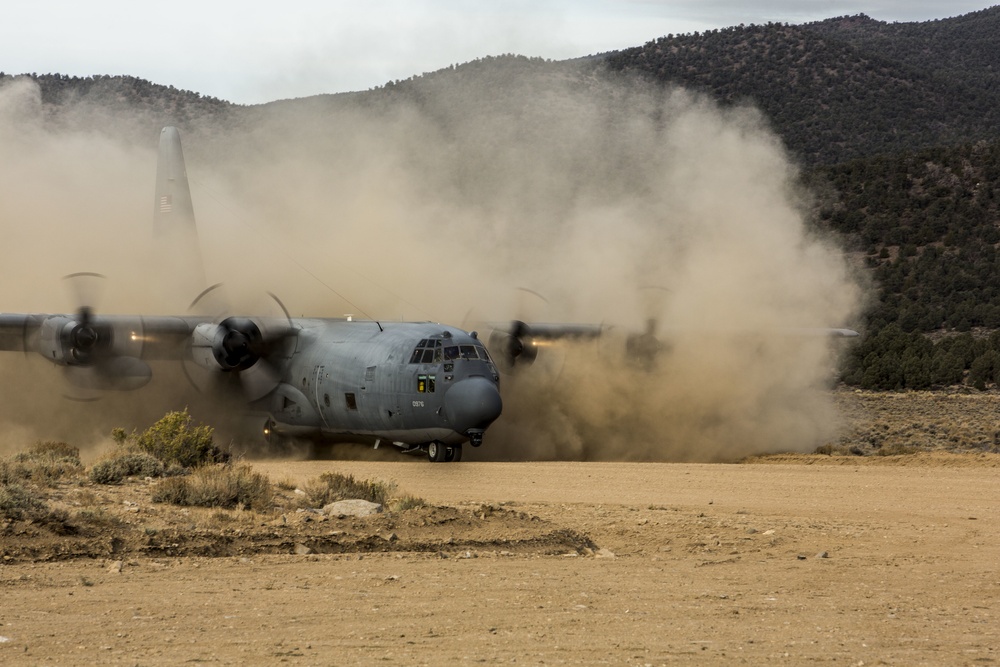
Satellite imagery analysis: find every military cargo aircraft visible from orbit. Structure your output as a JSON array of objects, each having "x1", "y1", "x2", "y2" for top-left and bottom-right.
[{"x1": 0, "y1": 128, "x2": 856, "y2": 462}]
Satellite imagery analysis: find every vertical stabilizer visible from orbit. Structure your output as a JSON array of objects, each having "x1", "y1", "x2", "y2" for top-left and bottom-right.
[
  {"x1": 152, "y1": 127, "x2": 206, "y2": 306},
  {"x1": 154, "y1": 127, "x2": 196, "y2": 235}
]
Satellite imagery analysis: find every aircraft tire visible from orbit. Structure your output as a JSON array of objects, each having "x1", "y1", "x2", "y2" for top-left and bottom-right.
[
  {"x1": 427, "y1": 441, "x2": 448, "y2": 463},
  {"x1": 445, "y1": 444, "x2": 463, "y2": 463}
]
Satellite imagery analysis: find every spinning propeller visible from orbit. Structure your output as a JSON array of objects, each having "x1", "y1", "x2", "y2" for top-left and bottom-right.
[
  {"x1": 51, "y1": 273, "x2": 152, "y2": 399},
  {"x1": 185, "y1": 283, "x2": 295, "y2": 402}
]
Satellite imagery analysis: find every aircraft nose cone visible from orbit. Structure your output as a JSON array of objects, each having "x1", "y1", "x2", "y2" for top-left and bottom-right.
[{"x1": 445, "y1": 377, "x2": 503, "y2": 433}]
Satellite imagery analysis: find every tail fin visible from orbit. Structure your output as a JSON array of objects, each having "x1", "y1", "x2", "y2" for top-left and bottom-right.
[
  {"x1": 154, "y1": 127, "x2": 196, "y2": 235},
  {"x1": 152, "y1": 127, "x2": 206, "y2": 306}
]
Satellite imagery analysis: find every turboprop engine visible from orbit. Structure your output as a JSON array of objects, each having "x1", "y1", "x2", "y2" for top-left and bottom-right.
[
  {"x1": 188, "y1": 316, "x2": 293, "y2": 400},
  {"x1": 36, "y1": 309, "x2": 151, "y2": 391}
]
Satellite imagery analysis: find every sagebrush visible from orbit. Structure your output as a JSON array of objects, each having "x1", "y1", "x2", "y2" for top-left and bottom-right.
[
  {"x1": 2, "y1": 441, "x2": 83, "y2": 486},
  {"x1": 151, "y1": 464, "x2": 273, "y2": 510},
  {"x1": 89, "y1": 451, "x2": 166, "y2": 484},
  {"x1": 112, "y1": 409, "x2": 227, "y2": 468}
]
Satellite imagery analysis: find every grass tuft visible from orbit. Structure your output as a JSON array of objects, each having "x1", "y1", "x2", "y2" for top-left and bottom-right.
[
  {"x1": 388, "y1": 494, "x2": 427, "y2": 512},
  {"x1": 297, "y1": 471, "x2": 397, "y2": 508},
  {"x1": 2, "y1": 441, "x2": 83, "y2": 486},
  {"x1": 151, "y1": 464, "x2": 273, "y2": 511}
]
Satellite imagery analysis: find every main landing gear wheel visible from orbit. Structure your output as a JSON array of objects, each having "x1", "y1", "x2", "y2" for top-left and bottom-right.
[
  {"x1": 427, "y1": 441, "x2": 448, "y2": 463},
  {"x1": 445, "y1": 444, "x2": 463, "y2": 462}
]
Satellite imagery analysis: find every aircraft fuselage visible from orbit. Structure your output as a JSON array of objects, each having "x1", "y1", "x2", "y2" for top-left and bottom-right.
[{"x1": 264, "y1": 320, "x2": 503, "y2": 451}]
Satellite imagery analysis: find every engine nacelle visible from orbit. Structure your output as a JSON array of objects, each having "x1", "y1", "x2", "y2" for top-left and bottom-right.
[
  {"x1": 190, "y1": 317, "x2": 273, "y2": 372},
  {"x1": 38, "y1": 314, "x2": 116, "y2": 366},
  {"x1": 36, "y1": 314, "x2": 151, "y2": 390},
  {"x1": 488, "y1": 329, "x2": 538, "y2": 371}
]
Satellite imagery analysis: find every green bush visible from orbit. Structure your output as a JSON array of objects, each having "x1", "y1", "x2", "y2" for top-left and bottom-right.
[
  {"x1": 151, "y1": 464, "x2": 273, "y2": 510},
  {"x1": 115, "y1": 409, "x2": 228, "y2": 468}
]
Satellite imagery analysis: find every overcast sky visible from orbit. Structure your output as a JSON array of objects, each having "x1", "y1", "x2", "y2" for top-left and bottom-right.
[{"x1": 1, "y1": 1, "x2": 995, "y2": 104}]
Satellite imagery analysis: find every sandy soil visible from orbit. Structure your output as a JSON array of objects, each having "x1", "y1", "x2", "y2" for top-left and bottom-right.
[{"x1": 3, "y1": 452, "x2": 999, "y2": 666}]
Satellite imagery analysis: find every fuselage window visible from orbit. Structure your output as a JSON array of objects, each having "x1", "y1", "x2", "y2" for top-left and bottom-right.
[
  {"x1": 444, "y1": 345, "x2": 459, "y2": 360},
  {"x1": 460, "y1": 345, "x2": 479, "y2": 359},
  {"x1": 417, "y1": 374, "x2": 436, "y2": 393},
  {"x1": 345, "y1": 393, "x2": 358, "y2": 410},
  {"x1": 324, "y1": 393, "x2": 331, "y2": 407}
]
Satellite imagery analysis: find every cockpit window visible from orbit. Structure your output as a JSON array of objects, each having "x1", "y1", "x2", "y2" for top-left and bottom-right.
[{"x1": 410, "y1": 338, "x2": 490, "y2": 364}]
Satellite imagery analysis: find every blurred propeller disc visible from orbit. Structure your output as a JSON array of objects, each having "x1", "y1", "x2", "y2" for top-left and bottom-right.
[
  {"x1": 62, "y1": 272, "x2": 107, "y2": 314},
  {"x1": 183, "y1": 284, "x2": 294, "y2": 402}
]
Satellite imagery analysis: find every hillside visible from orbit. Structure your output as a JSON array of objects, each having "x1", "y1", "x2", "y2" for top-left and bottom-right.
[
  {"x1": 806, "y1": 8, "x2": 1000, "y2": 91},
  {"x1": 603, "y1": 8, "x2": 1000, "y2": 166}
]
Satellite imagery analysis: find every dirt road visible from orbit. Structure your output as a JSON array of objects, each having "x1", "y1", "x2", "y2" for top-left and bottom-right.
[{"x1": 3, "y1": 457, "x2": 998, "y2": 665}]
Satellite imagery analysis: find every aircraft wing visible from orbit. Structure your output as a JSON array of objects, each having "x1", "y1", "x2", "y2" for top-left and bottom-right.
[
  {"x1": 0, "y1": 313, "x2": 200, "y2": 358},
  {"x1": 0, "y1": 310, "x2": 295, "y2": 396},
  {"x1": 484, "y1": 316, "x2": 857, "y2": 371}
]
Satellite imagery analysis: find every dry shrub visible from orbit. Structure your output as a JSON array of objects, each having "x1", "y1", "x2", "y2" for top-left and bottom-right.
[
  {"x1": 73, "y1": 506, "x2": 118, "y2": 527},
  {"x1": 18, "y1": 440, "x2": 80, "y2": 462},
  {"x1": 275, "y1": 477, "x2": 298, "y2": 491},
  {"x1": 875, "y1": 442, "x2": 918, "y2": 456},
  {"x1": 89, "y1": 451, "x2": 165, "y2": 485},
  {"x1": 2, "y1": 441, "x2": 83, "y2": 486},
  {"x1": 151, "y1": 465, "x2": 273, "y2": 511},
  {"x1": 297, "y1": 471, "x2": 396, "y2": 509},
  {"x1": 0, "y1": 482, "x2": 47, "y2": 521},
  {"x1": 388, "y1": 495, "x2": 426, "y2": 512}
]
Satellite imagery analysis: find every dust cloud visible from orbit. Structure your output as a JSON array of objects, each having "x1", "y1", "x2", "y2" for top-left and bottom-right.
[{"x1": 0, "y1": 63, "x2": 861, "y2": 461}]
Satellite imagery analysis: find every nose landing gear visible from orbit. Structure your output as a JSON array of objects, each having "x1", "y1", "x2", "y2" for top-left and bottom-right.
[{"x1": 426, "y1": 441, "x2": 464, "y2": 463}]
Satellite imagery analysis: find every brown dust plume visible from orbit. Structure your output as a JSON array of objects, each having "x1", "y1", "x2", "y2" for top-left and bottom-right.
[{"x1": 0, "y1": 65, "x2": 862, "y2": 460}]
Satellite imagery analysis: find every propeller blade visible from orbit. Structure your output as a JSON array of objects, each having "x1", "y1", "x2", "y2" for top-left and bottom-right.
[
  {"x1": 62, "y1": 272, "x2": 107, "y2": 314},
  {"x1": 63, "y1": 357, "x2": 152, "y2": 392},
  {"x1": 239, "y1": 359, "x2": 283, "y2": 402},
  {"x1": 183, "y1": 284, "x2": 295, "y2": 402}
]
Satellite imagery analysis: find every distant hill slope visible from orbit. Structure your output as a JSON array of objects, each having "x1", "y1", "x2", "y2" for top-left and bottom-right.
[
  {"x1": 603, "y1": 8, "x2": 1000, "y2": 166},
  {"x1": 0, "y1": 73, "x2": 236, "y2": 145},
  {"x1": 806, "y1": 7, "x2": 1000, "y2": 91}
]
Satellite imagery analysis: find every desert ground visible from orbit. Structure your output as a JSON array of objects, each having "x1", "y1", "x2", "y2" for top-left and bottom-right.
[{"x1": 2, "y1": 390, "x2": 1000, "y2": 665}]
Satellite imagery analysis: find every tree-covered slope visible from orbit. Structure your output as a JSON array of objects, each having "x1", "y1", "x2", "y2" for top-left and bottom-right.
[{"x1": 603, "y1": 12, "x2": 1000, "y2": 166}]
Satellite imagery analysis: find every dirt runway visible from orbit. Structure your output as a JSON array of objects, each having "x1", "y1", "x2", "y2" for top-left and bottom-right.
[{"x1": 3, "y1": 457, "x2": 998, "y2": 665}]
